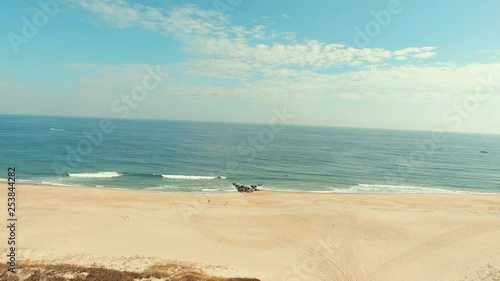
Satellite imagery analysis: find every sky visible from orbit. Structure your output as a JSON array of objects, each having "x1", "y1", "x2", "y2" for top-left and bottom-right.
[{"x1": 0, "y1": 0, "x2": 499, "y2": 133}]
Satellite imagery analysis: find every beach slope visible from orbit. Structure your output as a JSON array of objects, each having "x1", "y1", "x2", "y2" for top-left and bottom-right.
[{"x1": 1, "y1": 184, "x2": 500, "y2": 281}]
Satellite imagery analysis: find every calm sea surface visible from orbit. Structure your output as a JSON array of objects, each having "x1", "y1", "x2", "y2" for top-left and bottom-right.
[{"x1": 0, "y1": 115, "x2": 499, "y2": 193}]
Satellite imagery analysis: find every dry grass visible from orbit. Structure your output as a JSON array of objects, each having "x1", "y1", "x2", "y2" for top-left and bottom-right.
[{"x1": 0, "y1": 263, "x2": 260, "y2": 281}]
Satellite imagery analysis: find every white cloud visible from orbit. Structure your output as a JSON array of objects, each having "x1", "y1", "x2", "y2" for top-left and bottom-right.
[
  {"x1": 179, "y1": 59, "x2": 254, "y2": 80},
  {"x1": 478, "y1": 50, "x2": 500, "y2": 57},
  {"x1": 73, "y1": 0, "x2": 437, "y2": 70}
]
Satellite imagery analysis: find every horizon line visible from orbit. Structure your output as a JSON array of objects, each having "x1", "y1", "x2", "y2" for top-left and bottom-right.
[{"x1": 1, "y1": 113, "x2": 499, "y2": 136}]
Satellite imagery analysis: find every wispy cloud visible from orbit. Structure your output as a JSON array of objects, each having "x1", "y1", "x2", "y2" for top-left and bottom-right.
[
  {"x1": 73, "y1": 0, "x2": 436, "y2": 69},
  {"x1": 62, "y1": 62, "x2": 500, "y2": 103},
  {"x1": 478, "y1": 50, "x2": 500, "y2": 56}
]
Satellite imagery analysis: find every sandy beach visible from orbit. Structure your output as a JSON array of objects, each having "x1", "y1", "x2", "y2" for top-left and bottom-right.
[{"x1": 2, "y1": 184, "x2": 500, "y2": 281}]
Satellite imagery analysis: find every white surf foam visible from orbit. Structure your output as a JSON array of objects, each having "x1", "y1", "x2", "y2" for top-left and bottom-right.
[
  {"x1": 68, "y1": 172, "x2": 122, "y2": 178},
  {"x1": 0, "y1": 178, "x2": 80, "y2": 187},
  {"x1": 200, "y1": 188, "x2": 223, "y2": 192},
  {"x1": 0, "y1": 178, "x2": 34, "y2": 183},
  {"x1": 161, "y1": 175, "x2": 227, "y2": 180},
  {"x1": 40, "y1": 181, "x2": 80, "y2": 187},
  {"x1": 144, "y1": 185, "x2": 179, "y2": 191},
  {"x1": 330, "y1": 184, "x2": 487, "y2": 194},
  {"x1": 252, "y1": 184, "x2": 494, "y2": 194},
  {"x1": 50, "y1": 128, "x2": 64, "y2": 131}
]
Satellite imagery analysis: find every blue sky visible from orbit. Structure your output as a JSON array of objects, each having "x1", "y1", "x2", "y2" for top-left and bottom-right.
[{"x1": 1, "y1": 0, "x2": 499, "y2": 133}]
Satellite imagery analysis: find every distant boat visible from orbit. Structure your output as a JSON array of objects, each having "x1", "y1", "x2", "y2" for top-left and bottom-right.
[{"x1": 480, "y1": 150, "x2": 488, "y2": 153}]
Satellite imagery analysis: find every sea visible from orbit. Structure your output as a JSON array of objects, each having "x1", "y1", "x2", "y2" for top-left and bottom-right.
[{"x1": 0, "y1": 114, "x2": 498, "y2": 194}]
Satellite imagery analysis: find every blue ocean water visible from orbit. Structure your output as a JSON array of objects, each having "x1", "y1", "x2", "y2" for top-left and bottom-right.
[{"x1": 0, "y1": 114, "x2": 499, "y2": 193}]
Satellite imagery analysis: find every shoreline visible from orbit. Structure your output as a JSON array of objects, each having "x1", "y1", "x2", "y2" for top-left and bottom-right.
[{"x1": 3, "y1": 179, "x2": 499, "y2": 195}]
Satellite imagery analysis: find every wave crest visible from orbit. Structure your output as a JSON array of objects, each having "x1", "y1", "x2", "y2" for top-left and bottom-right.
[
  {"x1": 68, "y1": 172, "x2": 122, "y2": 178},
  {"x1": 161, "y1": 174, "x2": 226, "y2": 180},
  {"x1": 332, "y1": 184, "x2": 465, "y2": 194}
]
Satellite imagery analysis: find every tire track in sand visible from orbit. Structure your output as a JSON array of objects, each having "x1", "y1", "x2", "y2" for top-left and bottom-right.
[
  {"x1": 312, "y1": 199, "x2": 367, "y2": 280},
  {"x1": 366, "y1": 223, "x2": 498, "y2": 281},
  {"x1": 193, "y1": 213, "x2": 310, "y2": 249}
]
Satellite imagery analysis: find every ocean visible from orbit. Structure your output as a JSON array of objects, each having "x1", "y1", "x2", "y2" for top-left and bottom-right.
[{"x1": 0, "y1": 114, "x2": 498, "y2": 194}]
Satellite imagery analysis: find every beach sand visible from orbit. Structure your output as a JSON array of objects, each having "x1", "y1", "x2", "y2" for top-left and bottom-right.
[{"x1": 1, "y1": 184, "x2": 500, "y2": 280}]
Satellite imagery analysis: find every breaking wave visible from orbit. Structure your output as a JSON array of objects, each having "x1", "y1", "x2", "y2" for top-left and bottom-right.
[
  {"x1": 161, "y1": 175, "x2": 227, "y2": 180},
  {"x1": 330, "y1": 184, "x2": 490, "y2": 194},
  {"x1": 68, "y1": 172, "x2": 123, "y2": 178}
]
